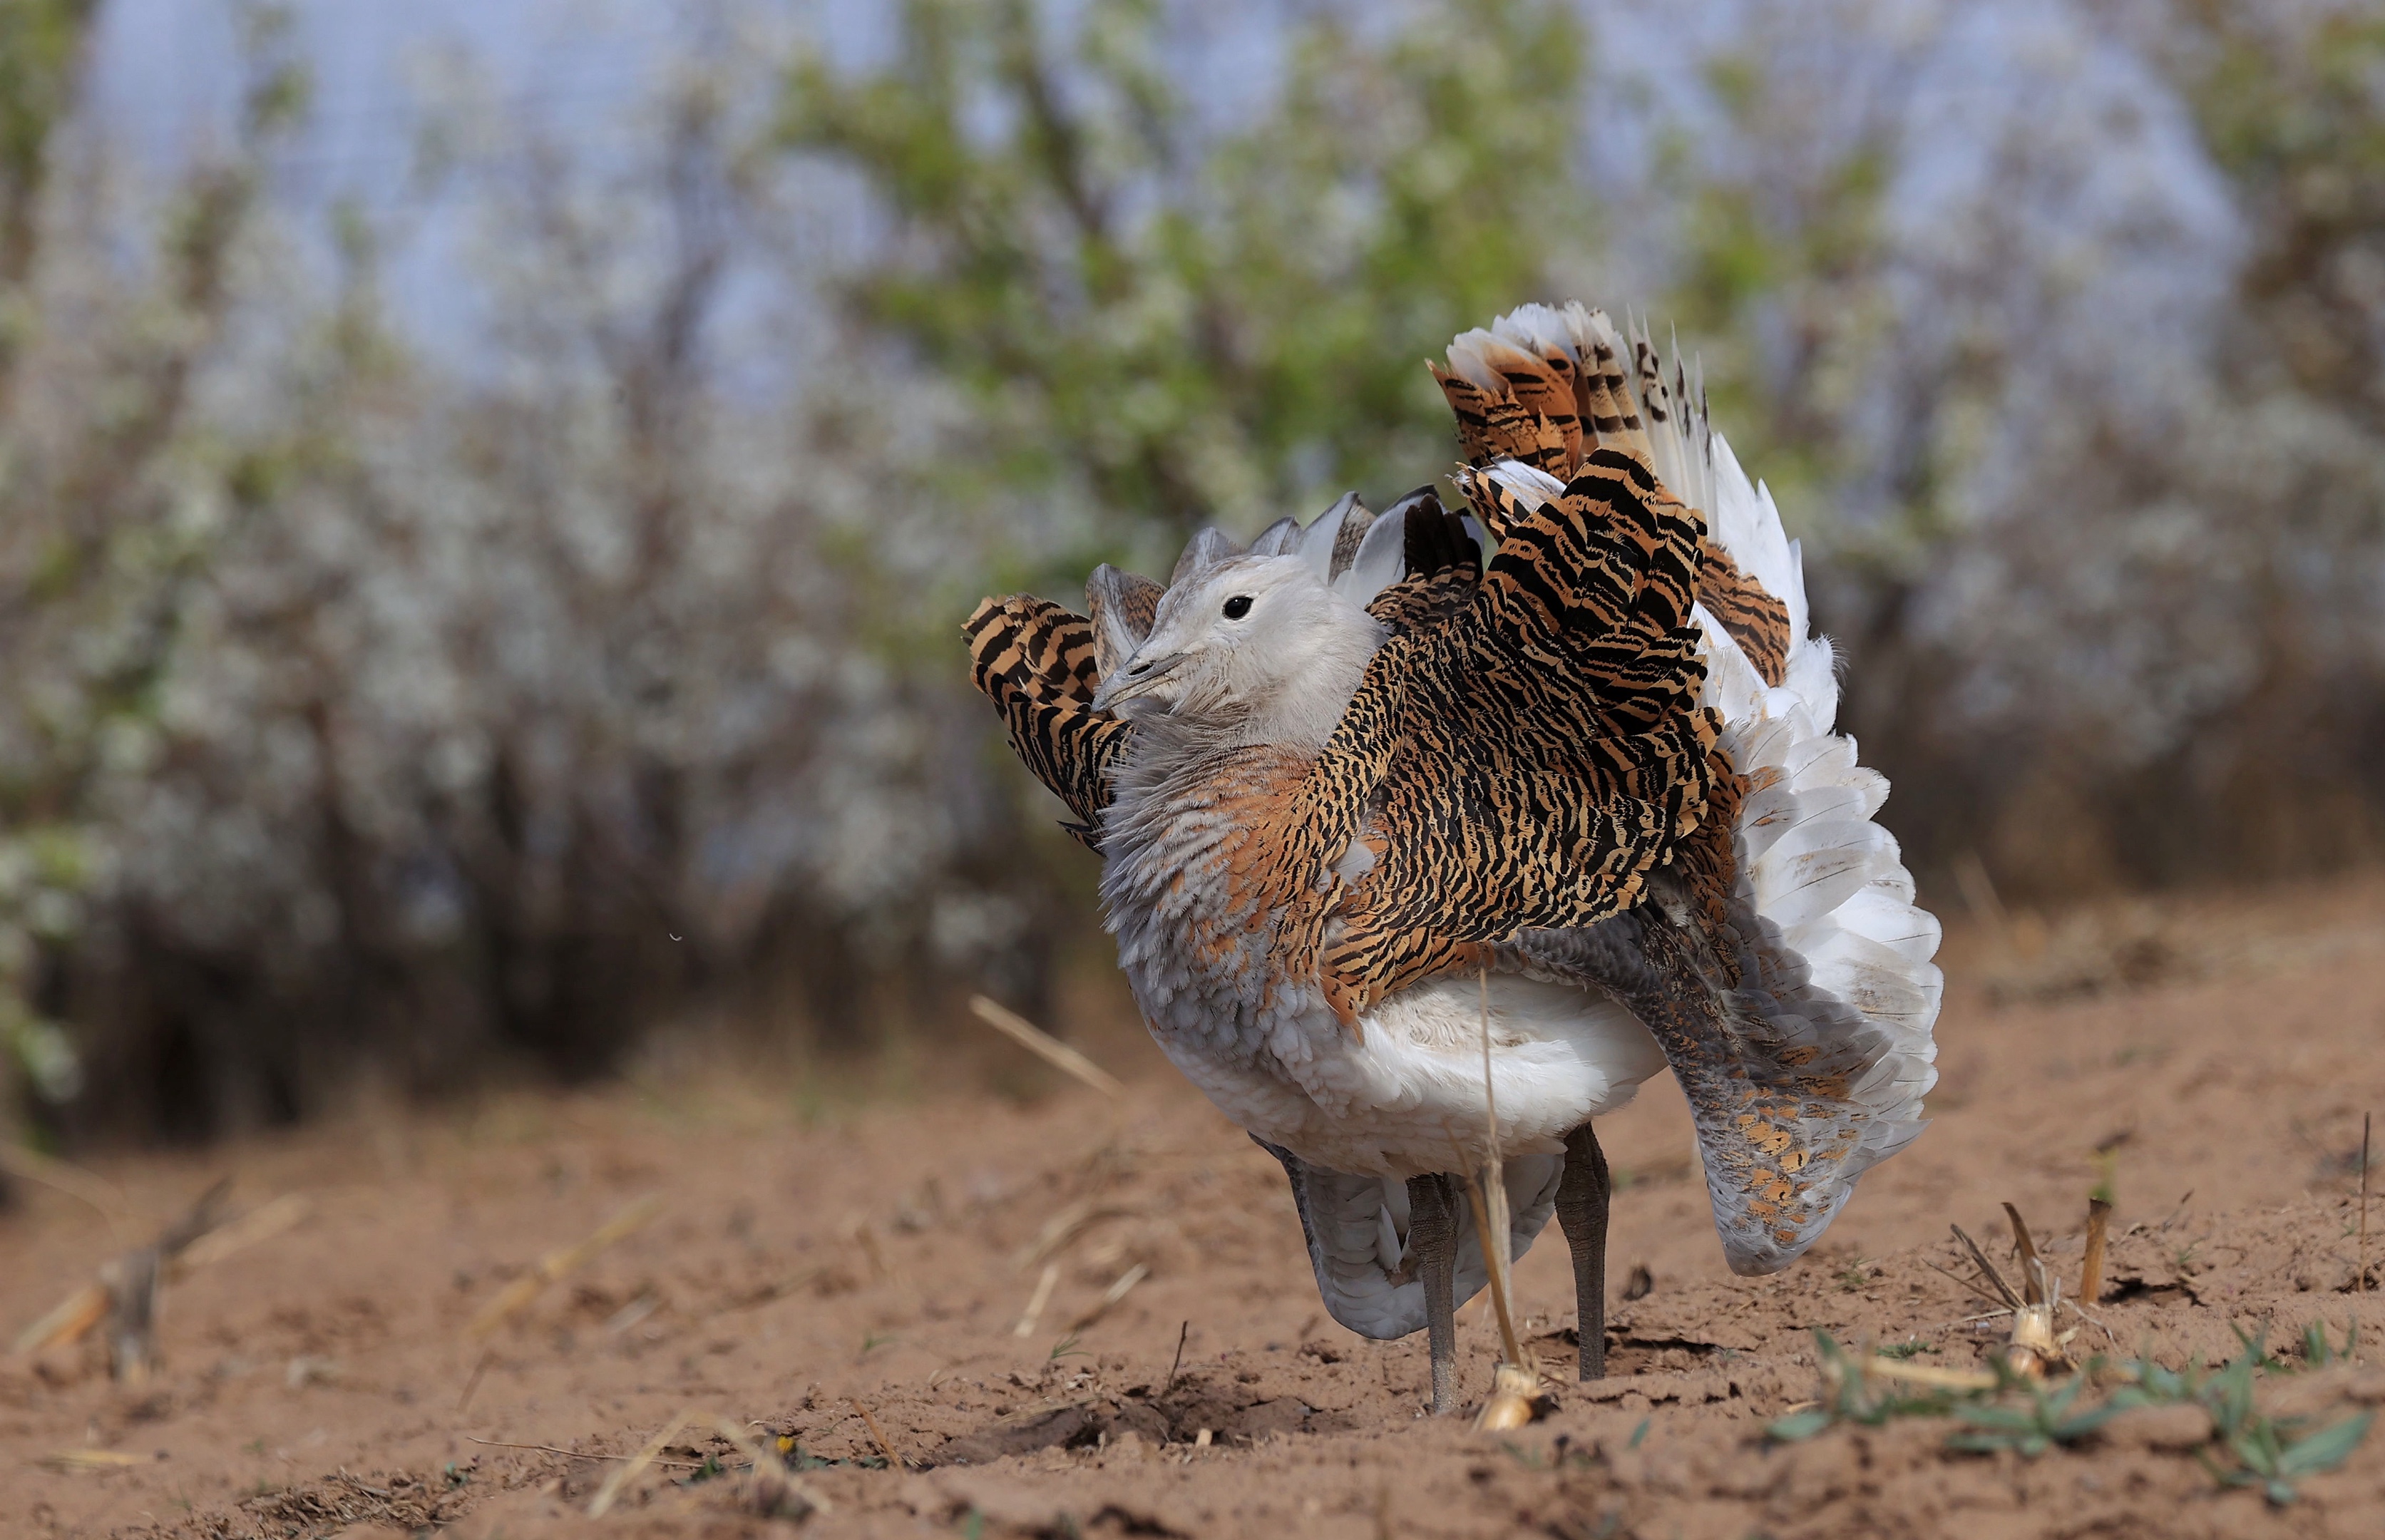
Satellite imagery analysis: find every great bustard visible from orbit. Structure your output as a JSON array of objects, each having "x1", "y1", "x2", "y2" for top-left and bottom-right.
[{"x1": 965, "y1": 302, "x2": 1942, "y2": 1415}]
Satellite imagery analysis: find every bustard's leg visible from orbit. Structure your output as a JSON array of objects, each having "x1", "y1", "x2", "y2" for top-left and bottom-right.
[
  {"x1": 1405, "y1": 1172, "x2": 1460, "y2": 1415},
  {"x1": 1556, "y1": 1121, "x2": 1613, "y2": 1380}
]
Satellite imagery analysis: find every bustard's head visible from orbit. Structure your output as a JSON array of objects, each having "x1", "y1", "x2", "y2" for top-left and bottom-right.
[{"x1": 1090, "y1": 553, "x2": 1385, "y2": 750}]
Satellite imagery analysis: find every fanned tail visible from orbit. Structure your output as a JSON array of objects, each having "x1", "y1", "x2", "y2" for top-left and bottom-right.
[
  {"x1": 1428, "y1": 302, "x2": 1943, "y2": 1274},
  {"x1": 1676, "y1": 423, "x2": 1942, "y2": 1270}
]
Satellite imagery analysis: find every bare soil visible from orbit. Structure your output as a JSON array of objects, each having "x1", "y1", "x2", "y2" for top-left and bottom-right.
[{"x1": 6, "y1": 878, "x2": 2385, "y2": 1540}]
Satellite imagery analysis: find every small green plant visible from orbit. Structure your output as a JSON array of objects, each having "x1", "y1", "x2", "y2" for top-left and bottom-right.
[
  {"x1": 1767, "y1": 1333, "x2": 1961, "y2": 1441},
  {"x1": 1947, "y1": 1377, "x2": 2128, "y2": 1457},
  {"x1": 1835, "y1": 1260, "x2": 1872, "y2": 1293},
  {"x1": 2203, "y1": 1409, "x2": 2374, "y2": 1505},
  {"x1": 1770, "y1": 1319, "x2": 2376, "y2": 1499},
  {"x1": 860, "y1": 1330, "x2": 896, "y2": 1355},
  {"x1": 2225, "y1": 1320, "x2": 2290, "y2": 1373},
  {"x1": 1048, "y1": 1331, "x2": 1089, "y2": 1362},
  {"x1": 1626, "y1": 1417, "x2": 1651, "y2": 1449},
  {"x1": 2113, "y1": 1321, "x2": 2374, "y2": 1504},
  {"x1": 1499, "y1": 1439, "x2": 1545, "y2": 1469},
  {"x1": 1877, "y1": 1338, "x2": 1939, "y2": 1360},
  {"x1": 2300, "y1": 1319, "x2": 2359, "y2": 1368}
]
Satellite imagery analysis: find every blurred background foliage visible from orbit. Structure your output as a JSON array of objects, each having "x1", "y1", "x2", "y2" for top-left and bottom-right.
[{"x1": 1, "y1": 0, "x2": 2382, "y2": 1154}]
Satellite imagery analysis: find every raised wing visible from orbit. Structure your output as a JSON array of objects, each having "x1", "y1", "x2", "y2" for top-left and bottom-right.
[
  {"x1": 1438, "y1": 304, "x2": 1792, "y2": 688},
  {"x1": 1276, "y1": 446, "x2": 1722, "y2": 1020},
  {"x1": 962, "y1": 594, "x2": 1127, "y2": 849}
]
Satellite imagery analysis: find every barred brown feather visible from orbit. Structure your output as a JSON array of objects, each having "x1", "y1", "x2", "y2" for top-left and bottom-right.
[
  {"x1": 1266, "y1": 448, "x2": 1719, "y2": 1019},
  {"x1": 962, "y1": 595, "x2": 1127, "y2": 848}
]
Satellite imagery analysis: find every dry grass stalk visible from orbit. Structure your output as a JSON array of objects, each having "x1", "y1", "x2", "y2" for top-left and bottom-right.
[
  {"x1": 852, "y1": 1397, "x2": 903, "y2": 1467},
  {"x1": 1010, "y1": 1197, "x2": 1135, "y2": 1271},
  {"x1": 707, "y1": 1416, "x2": 827, "y2": 1519},
  {"x1": 1949, "y1": 1225, "x2": 2023, "y2": 1310},
  {"x1": 2006, "y1": 1303, "x2": 2063, "y2": 1377},
  {"x1": 1923, "y1": 1260, "x2": 2007, "y2": 1309},
  {"x1": 968, "y1": 995, "x2": 1125, "y2": 1098},
  {"x1": 1164, "y1": 1319, "x2": 1190, "y2": 1395},
  {"x1": 1462, "y1": 963, "x2": 1539, "y2": 1433},
  {"x1": 719, "y1": 1266, "x2": 829, "y2": 1313},
  {"x1": 2080, "y1": 1196, "x2": 2113, "y2": 1305},
  {"x1": 2001, "y1": 1202, "x2": 2046, "y2": 1303},
  {"x1": 104, "y1": 1178, "x2": 235, "y2": 1383},
  {"x1": 178, "y1": 1194, "x2": 310, "y2": 1272},
  {"x1": 10, "y1": 1285, "x2": 108, "y2": 1358},
  {"x1": 12, "y1": 1189, "x2": 312, "y2": 1362},
  {"x1": 1012, "y1": 1263, "x2": 1060, "y2": 1338},
  {"x1": 846, "y1": 1217, "x2": 893, "y2": 1283},
  {"x1": 468, "y1": 1194, "x2": 662, "y2": 1340},
  {"x1": 1953, "y1": 851, "x2": 2011, "y2": 943},
  {"x1": 1474, "y1": 1362, "x2": 1542, "y2": 1432},
  {"x1": 511, "y1": 1415, "x2": 826, "y2": 1518},
  {"x1": 2004, "y1": 1254, "x2": 2071, "y2": 1378},
  {"x1": 1067, "y1": 1262, "x2": 1148, "y2": 1332},
  {"x1": 1855, "y1": 1356, "x2": 1999, "y2": 1392},
  {"x1": 1451, "y1": 1162, "x2": 1524, "y2": 1359},
  {"x1": 2360, "y1": 1112, "x2": 2371, "y2": 1302},
  {"x1": 455, "y1": 1349, "x2": 495, "y2": 1415},
  {"x1": 0, "y1": 1146, "x2": 132, "y2": 1241},
  {"x1": 466, "y1": 1435, "x2": 705, "y2": 1469},
  {"x1": 39, "y1": 1449, "x2": 153, "y2": 1472},
  {"x1": 588, "y1": 1407, "x2": 692, "y2": 1516}
]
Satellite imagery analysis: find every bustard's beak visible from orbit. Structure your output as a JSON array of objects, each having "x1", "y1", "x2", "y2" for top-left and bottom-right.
[{"x1": 1091, "y1": 650, "x2": 1187, "y2": 712}]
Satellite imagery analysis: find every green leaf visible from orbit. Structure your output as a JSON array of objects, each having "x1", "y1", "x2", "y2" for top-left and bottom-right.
[
  {"x1": 1952, "y1": 1404, "x2": 2037, "y2": 1433},
  {"x1": 1767, "y1": 1410, "x2": 1832, "y2": 1442},
  {"x1": 1944, "y1": 1431, "x2": 2011, "y2": 1454},
  {"x1": 2276, "y1": 1412, "x2": 2373, "y2": 1479}
]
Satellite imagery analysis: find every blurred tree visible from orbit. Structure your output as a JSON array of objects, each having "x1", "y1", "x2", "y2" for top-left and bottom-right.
[
  {"x1": 0, "y1": 1, "x2": 304, "y2": 1161},
  {"x1": 780, "y1": 0, "x2": 1594, "y2": 571},
  {"x1": 2111, "y1": 0, "x2": 2385, "y2": 877},
  {"x1": 10, "y1": 0, "x2": 2385, "y2": 1151},
  {"x1": 2175, "y1": 1, "x2": 2385, "y2": 429},
  {"x1": 1630, "y1": 0, "x2": 2385, "y2": 895}
]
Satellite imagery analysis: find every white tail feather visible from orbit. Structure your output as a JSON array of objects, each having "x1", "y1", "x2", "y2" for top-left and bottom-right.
[{"x1": 1688, "y1": 410, "x2": 1943, "y2": 1211}]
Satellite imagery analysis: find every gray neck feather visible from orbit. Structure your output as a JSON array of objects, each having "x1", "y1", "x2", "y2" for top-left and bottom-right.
[{"x1": 1097, "y1": 605, "x2": 1385, "y2": 1062}]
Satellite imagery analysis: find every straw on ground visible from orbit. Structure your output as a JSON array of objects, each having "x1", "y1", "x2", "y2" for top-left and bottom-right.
[
  {"x1": 468, "y1": 1195, "x2": 663, "y2": 1339},
  {"x1": 968, "y1": 995, "x2": 1125, "y2": 1097}
]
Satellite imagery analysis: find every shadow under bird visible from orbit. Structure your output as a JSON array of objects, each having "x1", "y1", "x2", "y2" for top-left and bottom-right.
[{"x1": 965, "y1": 302, "x2": 1942, "y2": 1415}]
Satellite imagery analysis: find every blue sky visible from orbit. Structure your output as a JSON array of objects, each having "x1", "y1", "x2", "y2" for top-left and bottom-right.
[{"x1": 81, "y1": 0, "x2": 2238, "y2": 397}]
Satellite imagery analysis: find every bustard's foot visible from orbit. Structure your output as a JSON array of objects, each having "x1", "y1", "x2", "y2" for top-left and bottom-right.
[
  {"x1": 1405, "y1": 1171, "x2": 1460, "y2": 1415},
  {"x1": 1556, "y1": 1121, "x2": 1612, "y2": 1380}
]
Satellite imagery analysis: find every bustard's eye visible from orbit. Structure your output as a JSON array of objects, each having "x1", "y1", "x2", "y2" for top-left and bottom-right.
[{"x1": 1221, "y1": 595, "x2": 1253, "y2": 620}]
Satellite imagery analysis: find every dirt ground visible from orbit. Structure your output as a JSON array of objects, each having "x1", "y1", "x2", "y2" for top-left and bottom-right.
[{"x1": 6, "y1": 878, "x2": 2385, "y2": 1540}]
